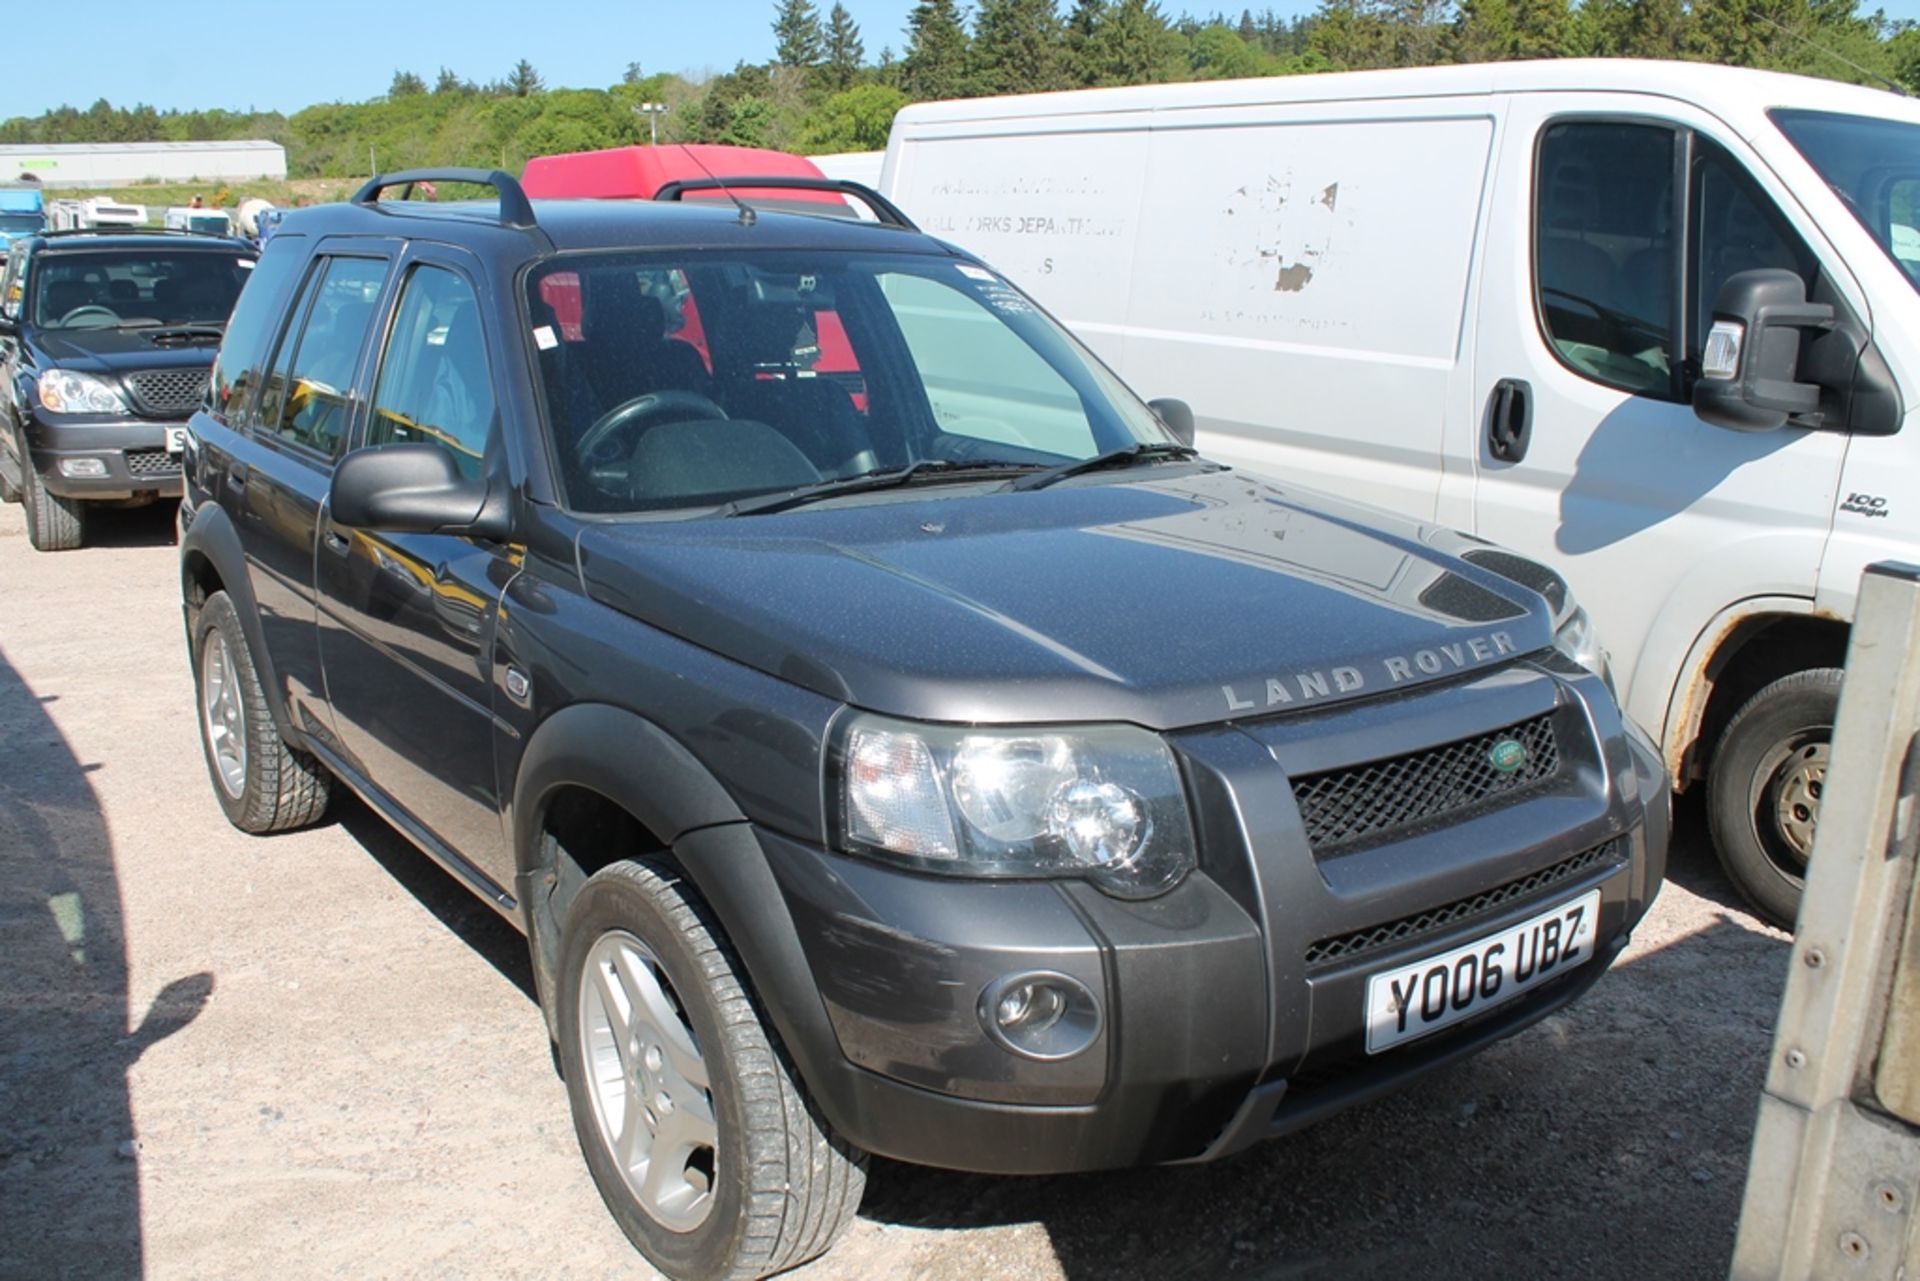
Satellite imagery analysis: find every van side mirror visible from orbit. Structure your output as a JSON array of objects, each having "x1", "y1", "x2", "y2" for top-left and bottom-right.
[
  {"x1": 329, "y1": 444, "x2": 509, "y2": 538},
  {"x1": 1692, "y1": 269, "x2": 1835, "y2": 433},
  {"x1": 1149, "y1": 397, "x2": 1195, "y2": 447}
]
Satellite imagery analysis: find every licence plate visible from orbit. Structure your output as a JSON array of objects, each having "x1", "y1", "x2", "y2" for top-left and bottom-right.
[
  {"x1": 1364, "y1": 888, "x2": 1600, "y2": 1054},
  {"x1": 165, "y1": 427, "x2": 189, "y2": 453}
]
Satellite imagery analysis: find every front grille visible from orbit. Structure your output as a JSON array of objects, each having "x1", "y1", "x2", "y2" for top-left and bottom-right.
[
  {"x1": 124, "y1": 448, "x2": 180, "y2": 477},
  {"x1": 127, "y1": 368, "x2": 209, "y2": 417},
  {"x1": 1303, "y1": 840, "x2": 1620, "y2": 967},
  {"x1": 1291, "y1": 713, "x2": 1561, "y2": 853}
]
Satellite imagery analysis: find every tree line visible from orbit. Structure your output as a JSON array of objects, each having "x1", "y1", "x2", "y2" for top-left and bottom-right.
[{"x1": 3, "y1": 0, "x2": 1916, "y2": 178}]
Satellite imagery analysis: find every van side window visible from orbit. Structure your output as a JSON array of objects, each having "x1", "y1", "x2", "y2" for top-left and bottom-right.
[
  {"x1": 1690, "y1": 141, "x2": 1818, "y2": 375},
  {"x1": 367, "y1": 265, "x2": 494, "y2": 479},
  {"x1": 1534, "y1": 122, "x2": 1677, "y2": 398},
  {"x1": 255, "y1": 256, "x2": 387, "y2": 457}
]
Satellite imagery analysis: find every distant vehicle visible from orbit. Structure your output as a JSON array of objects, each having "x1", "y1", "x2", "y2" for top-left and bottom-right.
[
  {"x1": 0, "y1": 183, "x2": 45, "y2": 249},
  {"x1": 233, "y1": 197, "x2": 276, "y2": 241},
  {"x1": 883, "y1": 58, "x2": 1920, "y2": 930},
  {"x1": 523, "y1": 142, "x2": 855, "y2": 214},
  {"x1": 165, "y1": 206, "x2": 234, "y2": 236},
  {"x1": 808, "y1": 150, "x2": 884, "y2": 188},
  {"x1": 75, "y1": 197, "x2": 147, "y2": 229},
  {"x1": 0, "y1": 228, "x2": 257, "y2": 549}
]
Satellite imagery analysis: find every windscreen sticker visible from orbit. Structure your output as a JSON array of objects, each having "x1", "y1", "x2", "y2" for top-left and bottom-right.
[
  {"x1": 956, "y1": 264, "x2": 997, "y2": 282},
  {"x1": 978, "y1": 283, "x2": 1033, "y2": 315},
  {"x1": 237, "y1": 258, "x2": 256, "y2": 269},
  {"x1": 532, "y1": 324, "x2": 559, "y2": 350}
]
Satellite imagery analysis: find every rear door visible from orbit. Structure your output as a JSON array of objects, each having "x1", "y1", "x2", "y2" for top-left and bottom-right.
[
  {"x1": 1469, "y1": 96, "x2": 1853, "y2": 739},
  {"x1": 225, "y1": 242, "x2": 393, "y2": 736},
  {"x1": 316, "y1": 244, "x2": 516, "y2": 885}
]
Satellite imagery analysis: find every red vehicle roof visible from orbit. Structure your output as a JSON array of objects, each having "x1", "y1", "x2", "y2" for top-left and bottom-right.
[{"x1": 521, "y1": 144, "x2": 841, "y2": 206}]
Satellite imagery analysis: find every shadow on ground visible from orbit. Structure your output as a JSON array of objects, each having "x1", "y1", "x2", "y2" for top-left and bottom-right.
[
  {"x1": 0, "y1": 645, "x2": 210, "y2": 1279},
  {"x1": 79, "y1": 503, "x2": 178, "y2": 551}
]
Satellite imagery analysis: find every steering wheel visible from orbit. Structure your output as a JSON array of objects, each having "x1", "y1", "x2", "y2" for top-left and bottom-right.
[
  {"x1": 58, "y1": 305, "x2": 121, "y2": 327},
  {"x1": 576, "y1": 390, "x2": 728, "y2": 465}
]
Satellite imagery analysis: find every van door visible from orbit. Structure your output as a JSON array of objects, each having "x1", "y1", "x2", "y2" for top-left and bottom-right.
[{"x1": 1469, "y1": 98, "x2": 1851, "y2": 740}]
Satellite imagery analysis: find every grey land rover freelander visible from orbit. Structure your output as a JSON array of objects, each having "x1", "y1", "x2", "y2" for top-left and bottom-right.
[{"x1": 177, "y1": 170, "x2": 1668, "y2": 1281}]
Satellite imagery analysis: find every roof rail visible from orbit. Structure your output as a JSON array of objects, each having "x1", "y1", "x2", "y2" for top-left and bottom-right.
[
  {"x1": 352, "y1": 168, "x2": 537, "y2": 230},
  {"x1": 40, "y1": 226, "x2": 237, "y2": 240},
  {"x1": 652, "y1": 177, "x2": 918, "y2": 231}
]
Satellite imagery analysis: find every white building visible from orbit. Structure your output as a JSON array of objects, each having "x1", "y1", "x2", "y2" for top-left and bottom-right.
[{"x1": 0, "y1": 140, "x2": 287, "y2": 189}]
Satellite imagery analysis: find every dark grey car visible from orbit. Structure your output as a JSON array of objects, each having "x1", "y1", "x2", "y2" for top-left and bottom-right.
[{"x1": 178, "y1": 170, "x2": 1667, "y2": 1281}]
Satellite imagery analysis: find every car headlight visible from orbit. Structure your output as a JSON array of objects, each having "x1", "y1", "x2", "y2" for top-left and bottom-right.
[
  {"x1": 1552, "y1": 602, "x2": 1611, "y2": 687},
  {"x1": 37, "y1": 369, "x2": 128, "y2": 414},
  {"x1": 832, "y1": 713, "x2": 1195, "y2": 899}
]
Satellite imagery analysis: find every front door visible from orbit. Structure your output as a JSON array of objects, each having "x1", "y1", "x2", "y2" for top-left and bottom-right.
[
  {"x1": 316, "y1": 246, "x2": 515, "y2": 884},
  {"x1": 1469, "y1": 96, "x2": 1853, "y2": 742}
]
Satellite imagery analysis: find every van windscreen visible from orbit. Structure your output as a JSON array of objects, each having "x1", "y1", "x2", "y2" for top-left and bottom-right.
[{"x1": 1773, "y1": 108, "x2": 1920, "y2": 292}]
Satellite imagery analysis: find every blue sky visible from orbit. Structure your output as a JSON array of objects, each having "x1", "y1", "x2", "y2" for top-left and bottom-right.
[{"x1": 6, "y1": 0, "x2": 1920, "y2": 119}]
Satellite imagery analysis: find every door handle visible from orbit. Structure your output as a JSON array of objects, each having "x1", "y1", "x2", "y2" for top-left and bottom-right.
[
  {"x1": 1487, "y1": 378, "x2": 1533, "y2": 464},
  {"x1": 322, "y1": 527, "x2": 351, "y2": 556},
  {"x1": 227, "y1": 462, "x2": 249, "y2": 491}
]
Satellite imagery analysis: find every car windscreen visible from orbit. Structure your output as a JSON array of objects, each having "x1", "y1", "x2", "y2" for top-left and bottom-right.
[
  {"x1": 525, "y1": 250, "x2": 1172, "y2": 513},
  {"x1": 1772, "y1": 108, "x2": 1920, "y2": 293},
  {"x1": 0, "y1": 213, "x2": 41, "y2": 233},
  {"x1": 30, "y1": 248, "x2": 255, "y2": 329}
]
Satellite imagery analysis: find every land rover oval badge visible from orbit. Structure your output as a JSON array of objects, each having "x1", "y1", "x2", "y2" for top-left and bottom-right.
[{"x1": 1489, "y1": 739, "x2": 1528, "y2": 773}]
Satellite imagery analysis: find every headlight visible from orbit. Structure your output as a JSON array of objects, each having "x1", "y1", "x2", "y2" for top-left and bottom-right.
[
  {"x1": 37, "y1": 369, "x2": 128, "y2": 414},
  {"x1": 833, "y1": 713, "x2": 1195, "y2": 899},
  {"x1": 1553, "y1": 602, "x2": 1611, "y2": 686}
]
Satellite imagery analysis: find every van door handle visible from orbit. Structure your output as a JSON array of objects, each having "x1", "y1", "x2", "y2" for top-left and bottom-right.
[
  {"x1": 227, "y1": 462, "x2": 249, "y2": 491},
  {"x1": 1487, "y1": 379, "x2": 1532, "y2": 463},
  {"x1": 322, "y1": 527, "x2": 351, "y2": 557}
]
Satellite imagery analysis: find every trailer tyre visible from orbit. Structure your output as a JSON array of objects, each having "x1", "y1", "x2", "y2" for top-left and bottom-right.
[{"x1": 1707, "y1": 668, "x2": 1842, "y2": 932}]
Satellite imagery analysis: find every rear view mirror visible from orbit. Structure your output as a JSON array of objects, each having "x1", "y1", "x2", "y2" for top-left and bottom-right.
[
  {"x1": 329, "y1": 444, "x2": 509, "y2": 538},
  {"x1": 1149, "y1": 398, "x2": 1195, "y2": 447},
  {"x1": 1692, "y1": 269, "x2": 1835, "y2": 433}
]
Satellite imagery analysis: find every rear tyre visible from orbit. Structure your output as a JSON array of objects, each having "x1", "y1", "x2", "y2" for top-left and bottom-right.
[
  {"x1": 191, "y1": 590, "x2": 332, "y2": 833},
  {"x1": 557, "y1": 859, "x2": 865, "y2": 1281},
  {"x1": 1706, "y1": 668, "x2": 1842, "y2": 931},
  {"x1": 19, "y1": 442, "x2": 84, "y2": 551}
]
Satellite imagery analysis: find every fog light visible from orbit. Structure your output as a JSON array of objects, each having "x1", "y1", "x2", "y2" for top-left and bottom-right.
[
  {"x1": 978, "y1": 971, "x2": 1101, "y2": 1061},
  {"x1": 58, "y1": 458, "x2": 108, "y2": 478}
]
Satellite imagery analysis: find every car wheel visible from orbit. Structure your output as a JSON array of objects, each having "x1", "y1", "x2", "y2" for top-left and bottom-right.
[
  {"x1": 192, "y1": 590, "x2": 332, "y2": 833},
  {"x1": 557, "y1": 859, "x2": 865, "y2": 1281},
  {"x1": 1706, "y1": 668, "x2": 1842, "y2": 931},
  {"x1": 19, "y1": 441, "x2": 84, "y2": 551}
]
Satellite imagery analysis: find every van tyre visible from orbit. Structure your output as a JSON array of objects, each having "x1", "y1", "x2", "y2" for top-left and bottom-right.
[
  {"x1": 192, "y1": 590, "x2": 332, "y2": 832},
  {"x1": 19, "y1": 439, "x2": 84, "y2": 551},
  {"x1": 556, "y1": 859, "x2": 865, "y2": 1281},
  {"x1": 1707, "y1": 668, "x2": 1842, "y2": 931}
]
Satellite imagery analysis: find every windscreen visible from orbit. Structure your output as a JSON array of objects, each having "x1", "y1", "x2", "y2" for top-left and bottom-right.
[
  {"x1": 525, "y1": 251, "x2": 1171, "y2": 513},
  {"x1": 31, "y1": 249, "x2": 254, "y2": 328},
  {"x1": 1773, "y1": 108, "x2": 1920, "y2": 292},
  {"x1": 0, "y1": 213, "x2": 41, "y2": 234}
]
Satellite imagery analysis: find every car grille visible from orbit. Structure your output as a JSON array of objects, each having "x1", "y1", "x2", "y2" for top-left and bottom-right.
[
  {"x1": 1291, "y1": 713, "x2": 1561, "y2": 854},
  {"x1": 125, "y1": 448, "x2": 181, "y2": 478},
  {"x1": 1303, "y1": 840, "x2": 1621, "y2": 968},
  {"x1": 126, "y1": 369, "x2": 209, "y2": 417}
]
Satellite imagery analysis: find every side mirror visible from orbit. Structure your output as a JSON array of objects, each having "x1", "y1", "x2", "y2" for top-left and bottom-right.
[
  {"x1": 329, "y1": 444, "x2": 508, "y2": 537},
  {"x1": 1149, "y1": 397, "x2": 1195, "y2": 447},
  {"x1": 1692, "y1": 268, "x2": 1835, "y2": 433}
]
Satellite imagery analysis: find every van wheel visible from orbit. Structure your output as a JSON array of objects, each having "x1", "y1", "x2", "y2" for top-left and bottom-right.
[
  {"x1": 557, "y1": 859, "x2": 865, "y2": 1281},
  {"x1": 1707, "y1": 668, "x2": 1842, "y2": 931},
  {"x1": 192, "y1": 590, "x2": 332, "y2": 832},
  {"x1": 19, "y1": 444, "x2": 84, "y2": 551}
]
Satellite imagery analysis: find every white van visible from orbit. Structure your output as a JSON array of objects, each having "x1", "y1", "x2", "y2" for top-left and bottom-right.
[
  {"x1": 164, "y1": 205, "x2": 233, "y2": 236},
  {"x1": 883, "y1": 59, "x2": 1920, "y2": 927},
  {"x1": 76, "y1": 197, "x2": 146, "y2": 228}
]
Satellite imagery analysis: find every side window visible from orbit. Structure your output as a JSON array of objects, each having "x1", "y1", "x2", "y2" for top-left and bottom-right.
[
  {"x1": 367, "y1": 265, "x2": 494, "y2": 479},
  {"x1": 255, "y1": 256, "x2": 387, "y2": 457},
  {"x1": 1534, "y1": 122, "x2": 1677, "y2": 398},
  {"x1": 879, "y1": 272, "x2": 1094, "y2": 456},
  {"x1": 1690, "y1": 142, "x2": 1818, "y2": 373},
  {"x1": 1887, "y1": 178, "x2": 1920, "y2": 284},
  {"x1": 208, "y1": 234, "x2": 307, "y2": 424}
]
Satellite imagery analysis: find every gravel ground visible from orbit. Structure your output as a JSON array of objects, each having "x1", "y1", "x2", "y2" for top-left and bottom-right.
[{"x1": 0, "y1": 499, "x2": 1792, "y2": 1281}]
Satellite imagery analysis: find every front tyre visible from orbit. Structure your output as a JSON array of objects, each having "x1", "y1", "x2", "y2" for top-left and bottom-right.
[
  {"x1": 192, "y1": 590, "x2": 332, "y2": 832},
  {"x1": 557, "y1": 859, "x2": 865, "y2": 1281},
  {"x1": 1707, "y1": 668, "x2": 1842, "y2": 932},
  {"x1": 18, "y1": 440, "x2": 84, "y2": 551}
]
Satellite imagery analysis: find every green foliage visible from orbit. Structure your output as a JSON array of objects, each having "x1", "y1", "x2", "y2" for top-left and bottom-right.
[
  {"x1": 774, "y1": 0, "x2": 827, "y2": 67},
  {"x1": 1, "y1": 1, "x2": 1911, "y2": 185},
  {"x1": 800, "y1": 84, "x2": 912, "y2": 150},
  {"x1": 903, "y1": 0, "x2": 973, "y2": 99}
]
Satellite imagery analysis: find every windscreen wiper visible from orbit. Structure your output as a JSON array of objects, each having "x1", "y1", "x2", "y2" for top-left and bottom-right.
[
  {"x1": 720, "y1": 458, "x2": 1047, "y2": 517},
  {"x1": 1006, "y1": 441, "x2": 1200, "y2": 493}
]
